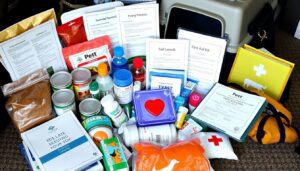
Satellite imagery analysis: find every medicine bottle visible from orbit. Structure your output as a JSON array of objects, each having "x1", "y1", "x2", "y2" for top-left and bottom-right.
[
  {"x1": 101, "y1": 94, "x2": 128, "y2": 127},
  {"x1": 123, "y1": 124, "x2": 177, "y2": 147},
  {"x1": 96, "y1": 63, "x2": 114, "y2": 99},
  {"x1": 131, "y1": 58, "x2": 145, "y2": 89},
  {"x1": 113, "y1": 69, "x2": 133, "y2": 105},
  {"x1": 111, "y1": 46, "x2": 129, "y2": 76},
  {"x1": 89, "y1": 81, "x2": 100, "y2": 100}
]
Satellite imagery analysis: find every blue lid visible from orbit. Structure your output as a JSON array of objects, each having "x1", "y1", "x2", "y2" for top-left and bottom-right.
[
  {"x1": 113, "y1": 46, "x2": 124, "y2": 57},
  {"x1": 113, "y1": 69, "x2": 133, "y2": 87}
]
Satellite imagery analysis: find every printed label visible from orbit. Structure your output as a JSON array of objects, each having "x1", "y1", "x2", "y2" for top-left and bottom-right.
[
  {"x1": 108, "y1": 106, "x2": 127, "y2": 127},
  {"x1": 101, "y1": 138, "x2": 128, "y2": 170},
  {"x1": 69, "y1": 46, "x2": 111, "y2": 75},
  {"x1": 89, "y1": 127, "x2": 112, "y2": 147},
  {"x1": 52, "y1": 84, "x2": 73, "y2": 92},
  {"x1": 54, "y1": 102, "x2": 76, "y2": 116},
  {"x1": 140, "y1": 125, "x2": 175, "y2": 145},
  {"x1": 114, "y1": 84, "x2": 133, "y2": 104},
  {"x1": 74, "y1": 82, "x2": 91, "y2": 101}
]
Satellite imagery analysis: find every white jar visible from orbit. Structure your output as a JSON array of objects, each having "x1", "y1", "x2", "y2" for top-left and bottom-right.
[
  {"x1": 123, "y1": 124, "x2": 177, "y2": 147},
  {"x1": 101, "y1": 94, "x2": 128, "y2": 127},
  {"x1": 113, "y1": 69, "x2": 133, "y2": 105}
]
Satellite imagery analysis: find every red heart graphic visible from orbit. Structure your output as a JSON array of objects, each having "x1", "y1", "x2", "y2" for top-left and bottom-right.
[{"x1": 145, "y1": 99, "x2": 165, "y2": 116}]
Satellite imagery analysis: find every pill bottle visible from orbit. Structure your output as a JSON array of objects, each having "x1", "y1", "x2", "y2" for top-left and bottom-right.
[
  {"x1": 131, "y1": 57, "x2": 145, "y2": 89},
  {"x1": 113, "y1": 69, "x2": 133, "y2": 105},
  {"x1": 101, "y1": 94, "x2": 128, "y2": 127},
  {"x1": 123, "y1": 124, "x2": 177, "y2": 147},
  {"x1": 96, "y1": 63, "x2": 114, "y2": 98}
]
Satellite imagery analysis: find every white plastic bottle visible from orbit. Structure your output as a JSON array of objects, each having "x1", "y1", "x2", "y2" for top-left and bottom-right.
[
  {"x1": 96, "y1": 63, "x2": 114, "y2": 98},
  {"x1": 123, "y1": 124, "x2": 177, "y2": 147},
  {"x1": 101, "y1": 94, "x2": 128, "y2": 127}
]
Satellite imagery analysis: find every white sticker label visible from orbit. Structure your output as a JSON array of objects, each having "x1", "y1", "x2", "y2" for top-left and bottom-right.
[{"x1": 69, "y1": 45, "x2": 111, "y2": 69}]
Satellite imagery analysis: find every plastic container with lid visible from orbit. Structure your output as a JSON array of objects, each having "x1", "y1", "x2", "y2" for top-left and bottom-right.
[
  {"x1": 52, "y1": 89, "x2": 76, "y2": 116},
  {"x1": 82, "y1": 115, "x2": 113, "y2": 146},
  {"x1": 101, "y1": 94, "x2": 128, "y2": 127},
  {"x1": 113, "y1": 69, "x2": 133, "y2": 105},
  {"x1": 111, "y1": 46, "x2": 129, "y2": 75},
  {"x1": 123, "y1": 124, "x2": 177, "y2": 147},
  {"x1": 96, "y1": 63, "x2": 114, "y2": 99},
  {"x1": 131, "y1": 57, "x2": 145, "y2": 89},
  {"x1": 133, "y1": 89, "x2": 177, "y2": 126},
  {"x1": 71, "y1": 68, "x2": 91, "y2": 101},
  {"x1": 50, "y1": 71, "x2": 73, "y2": 91},
  {"x1": 79, "y1": 98, "x2": 101, "y2": 120},
  {"x1": 189, "y1": 92, "x2": 203, "y2": 113}
]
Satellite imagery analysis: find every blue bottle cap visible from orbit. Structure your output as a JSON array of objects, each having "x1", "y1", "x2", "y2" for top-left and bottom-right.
[
  {"x1": 113, "y1": 46, "x2": 124, "y2": 57},
  {"x1": 113, "y1": 69, "x2": 133, "y2": 87}
]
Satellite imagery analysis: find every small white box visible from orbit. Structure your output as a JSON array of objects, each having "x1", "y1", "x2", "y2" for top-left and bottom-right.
[{"x1": 21, "y1": 111, "x2": 102, "y2": 171}]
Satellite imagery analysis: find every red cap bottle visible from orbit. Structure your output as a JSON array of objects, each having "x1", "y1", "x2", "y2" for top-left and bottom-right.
[
  {"x1": 188, "y1": 93, "x2": 203, "y2": 112},
  {"x1": 131, "y1": 58, "x2": 145, "y2": 89}
]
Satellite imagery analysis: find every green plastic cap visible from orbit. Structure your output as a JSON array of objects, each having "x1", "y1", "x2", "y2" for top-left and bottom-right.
[{"x1": 89, "y1": 81, "x2": 99, "y2": 91}]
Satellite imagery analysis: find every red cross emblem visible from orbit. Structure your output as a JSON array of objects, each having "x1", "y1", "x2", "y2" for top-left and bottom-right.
[{"x1": 208, "y1": 135, "x2": 223, "y2": 146}]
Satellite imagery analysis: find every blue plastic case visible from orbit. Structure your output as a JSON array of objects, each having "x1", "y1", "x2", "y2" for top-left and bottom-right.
[{"x1": 133, "y1": 89, "x2": 177, "y2": 126}]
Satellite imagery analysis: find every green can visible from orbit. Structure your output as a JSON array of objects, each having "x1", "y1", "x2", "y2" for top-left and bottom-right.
[
  {"x1": 79, "y1": 98, "x2": 101, "y2": 120},
  {"x1": 50, "y1": 71, "x2": 73, "y2": 91}
]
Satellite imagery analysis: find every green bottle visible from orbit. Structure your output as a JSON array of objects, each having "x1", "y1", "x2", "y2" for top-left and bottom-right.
[{"x1": 89, "y1": 81, "x2": 100, "y2": 100}]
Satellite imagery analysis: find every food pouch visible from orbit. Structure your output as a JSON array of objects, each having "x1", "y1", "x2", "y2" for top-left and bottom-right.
[
  {"x1": 56, "y1": 16, "x2": 87, "y2": 47},
  {"x1": 133, "y1": 139, "x2": 211, "y2": 171},
  {"x1": 1, "y1": 69, "x2": 54, "y2": 133},
  {"x1": 62, "y1": 36, "x2": 112, "y2": 76},
  {"x1": 0, "y1": 9, "x2": 56, "y2": 43}
]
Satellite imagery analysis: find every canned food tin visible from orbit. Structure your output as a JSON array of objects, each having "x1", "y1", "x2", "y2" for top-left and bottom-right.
[
  {"x1": 71, "y1": 68, "x2": 91, "y2": 101},
  {"x1": 50, "y1": 71, "x2": 73, "y2": 91},
  {"x1": 79, "y1": 98, "x2": 101, "y2": 120},
  {"x1": 52, "y1": 89, "x2": 76, "y2": 116},
  {"x1": 83, "y1": 115, "x2": 113, "y2": 146}
]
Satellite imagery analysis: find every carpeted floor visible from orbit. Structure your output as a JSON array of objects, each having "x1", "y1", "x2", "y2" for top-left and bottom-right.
[{"x1": 0, "y1": 28, "x2": 299, "y2": 171}]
